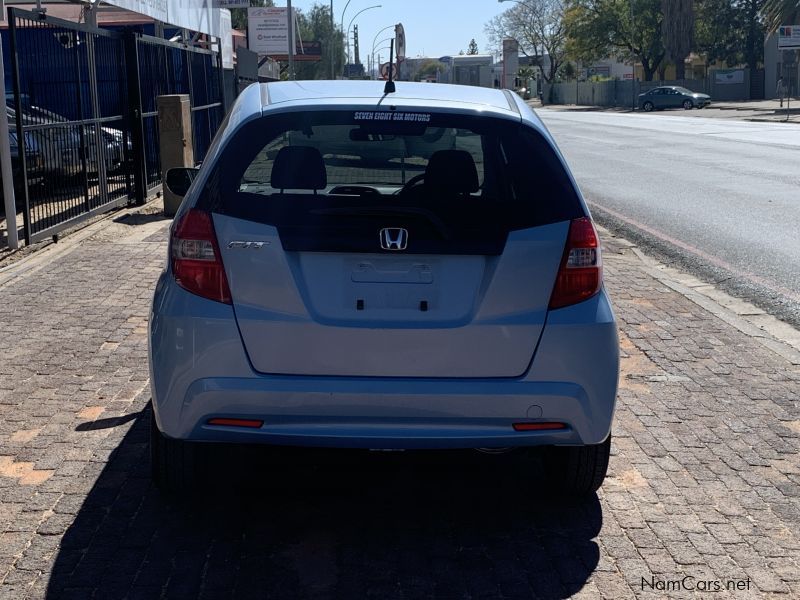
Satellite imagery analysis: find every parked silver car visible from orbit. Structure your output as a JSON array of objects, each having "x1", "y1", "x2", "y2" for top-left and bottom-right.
[
  {"x1": 639, "y1": 86, "x2": 711, "y2": 111},
  {"x1": 150, "y1": 81, "x2": 620, "y2": 496}
]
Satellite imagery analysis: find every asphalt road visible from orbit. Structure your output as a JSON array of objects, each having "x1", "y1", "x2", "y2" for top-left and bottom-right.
[{"x1": 538, "y1": 109, "x2": 800, "y2": 328}]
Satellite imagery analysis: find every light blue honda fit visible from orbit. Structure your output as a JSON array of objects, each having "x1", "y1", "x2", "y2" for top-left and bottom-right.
[{"x1": 149, "y1": 80, "x2": 619, "y2": 494}]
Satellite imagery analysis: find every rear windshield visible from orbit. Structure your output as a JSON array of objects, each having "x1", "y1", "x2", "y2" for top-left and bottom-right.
[{"x1": 200, "y1": 110, "x2": 584, "y2": 254}]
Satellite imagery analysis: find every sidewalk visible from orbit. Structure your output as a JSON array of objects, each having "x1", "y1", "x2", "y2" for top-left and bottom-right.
[
  {"x1": 531, "y1": 98, "x2": 800, "y2": 123},
  {"x1": 0, "y1": 215, "x2": 798, "y2": 598}
]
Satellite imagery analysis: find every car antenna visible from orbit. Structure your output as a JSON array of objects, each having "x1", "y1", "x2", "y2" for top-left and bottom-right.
[{"x1": 384, "y1": 38, "x2": 396, "y2": 94}]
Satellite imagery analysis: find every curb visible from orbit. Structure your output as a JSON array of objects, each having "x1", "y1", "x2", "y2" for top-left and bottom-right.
[
  {"x1": 597, "y1": 225, "x2": 800, "y2": 366},
  {"x1": 0, "y1": 197, "x2": 166, "y2": 290}
]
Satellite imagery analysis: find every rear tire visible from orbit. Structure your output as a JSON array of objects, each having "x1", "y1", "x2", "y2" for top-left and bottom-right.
[
  {"x1": 543, "y1": 435, "x2": 611, "y2": 495},
  {"x1": 150, "y1": 410, "x2": 199, "y2": 492}
]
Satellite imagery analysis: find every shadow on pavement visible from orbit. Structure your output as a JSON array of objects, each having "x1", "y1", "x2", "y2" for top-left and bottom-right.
[{"x1": 47, "y1": 405, "x2": 603, "y2": 599}]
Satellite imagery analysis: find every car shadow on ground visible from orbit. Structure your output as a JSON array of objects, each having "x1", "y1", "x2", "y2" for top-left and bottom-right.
[{"x1": 46, "y1": 405, "x2": 603, "y2": 599}]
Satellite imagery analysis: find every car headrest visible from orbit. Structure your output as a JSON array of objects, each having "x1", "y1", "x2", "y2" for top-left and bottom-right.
[
  {"x1": 425, "y1": 149, "x2": 479, "y2": 194},
  {"x1": 271, "y1": 146, "x2": 327, "y2": 190}
]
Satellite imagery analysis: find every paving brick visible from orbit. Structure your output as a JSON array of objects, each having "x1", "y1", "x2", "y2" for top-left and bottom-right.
[{"x1": 1, "y1": 216, "x2": 799, "y2": 598}]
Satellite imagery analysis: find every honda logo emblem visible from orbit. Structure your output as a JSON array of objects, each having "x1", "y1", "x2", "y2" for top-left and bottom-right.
[{"x1": 379, "y1": 228, "x2": 408, "y2": 251}]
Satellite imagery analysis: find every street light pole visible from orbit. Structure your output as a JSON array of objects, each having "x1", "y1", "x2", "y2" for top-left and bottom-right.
[
  {"x1": 371, "y1": 24, "x2": 395, "y2": 78},
  {"x1": 372, "y1": 38, "x2": 393, "y2": 78},
  {"x1": 345, "y1": 5, "x2": 381, "y2": 76}
]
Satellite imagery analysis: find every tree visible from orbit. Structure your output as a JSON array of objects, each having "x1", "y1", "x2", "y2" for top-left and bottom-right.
[
  {"x1": 292, "y1": 4, "x2": 345, "y2": 80},
  {"x1": 695, "y1": 0, "x2": 744, "y2": 66},
  {"x1": 662, "y1": 0, "x2": 694, "y2": 79},
  {"x1": 231, "y1": 0, "x2": 273, "y2": 32},
  {"x1": 485, "y1": 0, "x2": 568, "y2": 83},
  {"x1": 414, "y1": 59, "x2": 444, "y2": 81},
  {"x1": 564, "y1": 0, "x2": 665, "y2": 81},
  {"x1": 762, "y1": 0, "x2": 800, "y2": 31},
  {"x1": 695, "y1": 0, "x2": 766, "y2": 77},
  {"x1": 467, "y1": 39, "x2": 480, "y2": 54}
]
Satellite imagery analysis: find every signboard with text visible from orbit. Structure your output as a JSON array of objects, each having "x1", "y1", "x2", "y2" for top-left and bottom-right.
[
  {"x1": 214, "y1": 0, "x2": 249, "y2": 7},
  {"x1": 778, "y1": 25, "x2": 800, "y2": 49},
  {"x1": 248, "y1": 7, "x2": 295, "y2": 55}
]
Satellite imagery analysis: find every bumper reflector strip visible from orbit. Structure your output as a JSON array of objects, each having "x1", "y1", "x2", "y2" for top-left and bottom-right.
[
  {"x1": 512, "y1": 422, "x2": 567, "y2": 431},
  {"x1": 207, "y1": 418, "x2": 264, "y2": 428}
]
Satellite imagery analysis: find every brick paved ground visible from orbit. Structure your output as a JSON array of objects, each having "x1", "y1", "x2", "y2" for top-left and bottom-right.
[{"x1": 0, "y1": 213, "x2": 798, "y2": 599}]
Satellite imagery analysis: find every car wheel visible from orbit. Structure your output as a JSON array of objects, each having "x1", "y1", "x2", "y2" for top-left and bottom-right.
[
  {"x1": 683, "y1": 99, "x2": 693, "y2": 110},
  {"x1": 150, "y1": 409, "x2": 199, "y2": 492},
  {"x1": 642, "y1": 101, "x2": 654, "y2": 112},
  {"x1": 542, "y1": 435, "x2": 611, "y2": 495}
]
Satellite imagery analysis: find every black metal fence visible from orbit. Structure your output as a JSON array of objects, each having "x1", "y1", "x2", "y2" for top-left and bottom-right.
[{"x1": 4, "y1": 7, "x2": 224, "y2": 245}]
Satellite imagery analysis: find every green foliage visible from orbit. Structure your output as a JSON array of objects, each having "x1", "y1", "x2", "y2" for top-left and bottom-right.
[
  {"x1": 414, "y1": 59, "x2": 444, "y2": 81},
  {"x1": 695, "y1": 0, "x2": 766, "y2": 71},
  {"x1": 231, "y1": 0, "x2": 273, "y2": 31},
  {"x1": 292, "y1": 4, "x2": 345, "y2": 80},
  {"x1": 467, "y1": 39, "x2": 479, "y2": 54},
  {"x1": 565, "y1": 0, "x2": 665, "y2": 80}
]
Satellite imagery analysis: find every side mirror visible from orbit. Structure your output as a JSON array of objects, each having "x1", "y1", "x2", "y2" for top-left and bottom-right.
[{"x1": 165, "y1": 167, "x2": 199, "y2": 197}]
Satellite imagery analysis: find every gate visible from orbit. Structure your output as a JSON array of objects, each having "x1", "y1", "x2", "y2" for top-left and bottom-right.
[
  {"x1": 7, "y1": 9, "x2": 132, "y2": 244},
  {"x1": 132, "y1": 34, "x2": 224, "y2": 194},
  {"x1": 5, "y1": 7, "x2": 224, "y2": 245}
]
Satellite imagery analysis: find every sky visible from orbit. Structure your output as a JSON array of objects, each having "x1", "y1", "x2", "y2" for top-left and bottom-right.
[{"x1": 284, "y1": 0, "x2": 508, "y2": 60}]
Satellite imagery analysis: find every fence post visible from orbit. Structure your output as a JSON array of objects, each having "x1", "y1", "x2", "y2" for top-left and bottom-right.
[
  {"x1": 0, "y1": 35, "x2": 19, "y2": 249},
  {"x1": 125, "y1": 32, "x2": 148, "y2": 205},
  {"x1": 7, "y1": 10, "x2": 32, "y2": 246}
]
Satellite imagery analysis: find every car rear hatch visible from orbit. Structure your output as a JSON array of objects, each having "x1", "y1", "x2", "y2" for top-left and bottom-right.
[{"x1": 199, "y1": 109, "x2": 586, "y2": 378}]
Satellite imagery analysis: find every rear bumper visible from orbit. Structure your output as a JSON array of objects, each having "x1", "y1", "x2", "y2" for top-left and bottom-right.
[
  {"x1": 176, "y1": 378, "x2": 595, "y2": 448},
  {"x1": 150, "y1": 277, "x2": 619, "y2": 449}
]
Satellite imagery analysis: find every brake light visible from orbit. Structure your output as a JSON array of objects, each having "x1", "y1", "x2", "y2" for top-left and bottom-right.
[
  {"x1": 207, "y1": 418, "x2": 263, "y2": 428},
  {"x1": 512, "y1": 422, "x2": 567, "y2": 431},
  {"x1": 549, "y1": 217, "x2": 602, "y2": 309},
  {"x1": 171, "y1": 209, "x2": 231, "y2": 304}
]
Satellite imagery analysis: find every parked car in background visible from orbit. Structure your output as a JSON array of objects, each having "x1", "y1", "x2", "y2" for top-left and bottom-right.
[
  {"x1": 149, "y1": 81, "x2": 619, "y2": 496},
  {"x1": 638, "y1": 86, "x2": 711, "y2": 112}
]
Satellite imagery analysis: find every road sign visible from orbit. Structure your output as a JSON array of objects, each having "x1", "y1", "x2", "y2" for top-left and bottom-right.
[
  {"x1": 380, "y1": 62, "x2": 397, "y2": 80},
  {"x1": 778, "y1": 25, "x2": 800, "y2": 49},
  {"x1": 395, "y1": 23, "x2": 406, "y2": 60}
]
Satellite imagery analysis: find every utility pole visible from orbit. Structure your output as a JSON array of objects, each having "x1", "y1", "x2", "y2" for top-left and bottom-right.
[
  {"x1": 354, "y1": 24, "x2": 360, "y2": 67},
  {"x1": 330, "y1": 0, "x2": 335, "y2": 79},
  {"x1": 287, "y1": 0, "x2": 295, "y2": 80}
]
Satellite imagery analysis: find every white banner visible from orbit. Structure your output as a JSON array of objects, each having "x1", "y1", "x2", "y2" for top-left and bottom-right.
[
  {"x1": 106, "y1": 0, "x2": 223, "y2": 36},
  {"x1": 214, "y1": 0, "x2": 249, "y2": 7},
  {"x1": 248, "y1": 7, "x2": 295, "y2": 55},
  {"x1": 778, "y1": 25, "x2": 800, "y2": 49},
  {"x1": 714, "y1": 69, "x2": 744, "y2": 84},
  {"x1": 220, "y1": 9, "x2": 233, "y2": 69}
]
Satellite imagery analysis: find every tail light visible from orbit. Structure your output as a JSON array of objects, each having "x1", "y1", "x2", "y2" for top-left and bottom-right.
[
  {"x1": 171, "y1": 209, "x2": 231, "y2": 304},
  {"x1": 549, "y1": 217, "x2": 602, "y2": 309}
]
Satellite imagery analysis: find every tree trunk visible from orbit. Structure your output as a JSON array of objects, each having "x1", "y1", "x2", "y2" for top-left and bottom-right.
[
  {"x1": 642, "y1": 60, "x2": 656, "y2": 81},
  {"x1": 675, "y1": 60, "x2": 686, "y2": 80}
]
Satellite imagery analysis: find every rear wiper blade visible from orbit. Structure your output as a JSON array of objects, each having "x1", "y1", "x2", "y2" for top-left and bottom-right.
[{"x1": 310, "y1": 205, "x2": 453, "y2": 241}]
